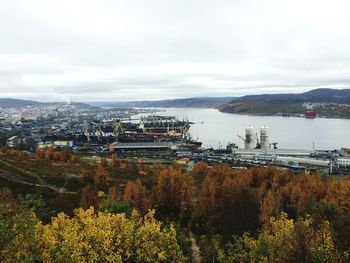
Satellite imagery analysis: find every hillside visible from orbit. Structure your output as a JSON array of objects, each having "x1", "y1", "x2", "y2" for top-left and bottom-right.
[
  {"x1": 1, "y1": 148, "x2": 350, "y2": 262},
  {"x1": 0, "y1": 98, "x2": 43, "y2": 108},
  {"x1": 0, "y1": 98, "x2": 98, "y2": 109},
  {"x1": 219, "y1": 88, "x2": 350, "y2": 117},
  {"x1": 3, "y1": 89, "x2": 350, "y2": 118},
  {"x1": 91, "y1": 97, "x2": 235, "y2": 108}
]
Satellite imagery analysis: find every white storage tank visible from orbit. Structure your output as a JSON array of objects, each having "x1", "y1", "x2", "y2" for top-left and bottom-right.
[
  {"x1": 245, "y1": 125, "x2": 255, "y2": 149},
  {"x1": 260, "y1": 125, "x2": 269, "y2": 149}
]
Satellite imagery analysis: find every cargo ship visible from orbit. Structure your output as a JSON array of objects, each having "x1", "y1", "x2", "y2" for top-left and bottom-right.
[
  {"x1": 117, "y1": 131, "x2": 180, "y2": 143},
  {"x1": 115, "y1": 115, "x2": 202, "y2": 149},
  {"x1": 304, "y1": 111, "x2": 316, "y2": 119},
  {"x1": 76, "y1": 114, "x2": 202, "y2": 151}
]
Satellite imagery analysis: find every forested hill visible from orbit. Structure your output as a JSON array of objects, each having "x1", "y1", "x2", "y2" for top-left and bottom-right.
[
  {"x1": 90, "y1": 97, "x2": 236, "y2": 108},
  {"x1": 92, "y1": 88, "x2": 350, "y2": 113},
  {"x1": 219, "y1": 88, "x2": 350, "y2": 116},
  {"x1": 230, "y1": 88, "x2": 350, "y2": 103},
  {"x1": 1, "y1": 147, "x2": 350, "y2": 262}
]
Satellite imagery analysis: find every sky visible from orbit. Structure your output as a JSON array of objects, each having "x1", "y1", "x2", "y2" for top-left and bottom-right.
[{"x1": 1, "y1": 0, "x2": 350, "y2": 102}]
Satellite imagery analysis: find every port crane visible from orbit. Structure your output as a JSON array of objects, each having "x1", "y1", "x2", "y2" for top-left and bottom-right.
[
  {"x1": 237, "y1": 134, "x2": 246, "y2": 148},
  {"x1": 269, "y1": 142, "x2": 278, "y2": 149},
  {"x1": 114, "y1": 120, "x2": 124, "y2": 135},
  {"x1": 237, "y1": 134, "x2": 245, "y2": 142}
]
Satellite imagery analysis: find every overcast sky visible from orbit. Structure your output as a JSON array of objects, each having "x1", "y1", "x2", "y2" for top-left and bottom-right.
[{"x1": 1, "y1": 0, "x2": 350, "y2": 102}]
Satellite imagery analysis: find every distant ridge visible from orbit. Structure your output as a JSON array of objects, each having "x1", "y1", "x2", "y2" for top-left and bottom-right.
[
  {"x1": 90, "y1": 97, "x2": 236, "y2": 108},
  {"x1": 219, "y1": 88, "x2": 350, "y2": 116},
  {"x1": 0, "y1": 98, "x2": 97, "y2": 109},
  {"x1": 2, "y1": 88, "x2": 350, "y2": 113},
  {"x1": 89, "y1": 88, "x2": 350, "y2": 110},
  {"x1": 0, "y1": 98, "x2": 42, "y2": 108},
  {"x1": 233, "y1": 88, "x2": 350, "y2": 103}
]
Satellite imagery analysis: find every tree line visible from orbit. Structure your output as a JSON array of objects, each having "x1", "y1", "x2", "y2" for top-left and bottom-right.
[
  {"x1": 1, "y1": 147, "x2": 350, "y2": 262},
  {"x1": 78, "y1": 159, "x2": 350, "y2": 262}
]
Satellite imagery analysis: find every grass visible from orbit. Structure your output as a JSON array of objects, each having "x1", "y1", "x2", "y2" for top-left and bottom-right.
[{"x1": 0, "y1": 152, "x2": 158, "y2": 220}]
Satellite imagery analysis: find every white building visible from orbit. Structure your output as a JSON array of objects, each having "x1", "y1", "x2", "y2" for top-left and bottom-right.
[{"x1": 337, "y1": 158, "x2": 350, "y2": 167}]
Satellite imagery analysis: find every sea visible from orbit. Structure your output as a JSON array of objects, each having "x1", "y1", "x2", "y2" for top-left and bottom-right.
[{"x1": 136, "y1": 108, "x2": 350, "y2": 150}]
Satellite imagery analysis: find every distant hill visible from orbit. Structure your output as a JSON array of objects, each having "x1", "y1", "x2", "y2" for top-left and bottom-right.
[
  {"x1": 3, "y1": 88, "x2": 350, "y2": 118},
  {"x1": 231, "y1": 88, "x2": 350, "y2": 103},
  {"x1": 0, "y1": 98, "x2": 98, "y2": 109},
  {"x1": 219, "y1": 88, "x2": 350, "y2": 117},
  {"x1": 0, "y1": 98, "x2": 43, "y2": 108},
  {"x1": 91, "y1": 97, "x2": 236, "y2": 108}
]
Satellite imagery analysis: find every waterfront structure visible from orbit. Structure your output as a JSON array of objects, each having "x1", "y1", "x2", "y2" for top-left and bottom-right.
[
  {"x1": 232, "y1": 148, "x2": 314, "y2": 157},
  {"x1": 7, "y1": 136, "x2": 20, "y2": 147},
  {"x1": 337, "y1": 157, "x2": 350, "y2": 167},
  {"x1": 244, "y1": 126, "x2": 255, "y2": 149},
  {"x1": 260, "y1": 126, "x2": 269, "y2": 149},
  {"x1": 109, "y1": 141, "x2": 175, "y2": 151}
]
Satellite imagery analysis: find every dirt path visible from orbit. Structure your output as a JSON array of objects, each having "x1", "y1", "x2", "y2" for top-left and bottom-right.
[
  {"x1": 0, "y1": 159, "x2": 77, "y2": 195},
  {"x1": 190, "y1": 231, "x2": 202, "y2": 263}
]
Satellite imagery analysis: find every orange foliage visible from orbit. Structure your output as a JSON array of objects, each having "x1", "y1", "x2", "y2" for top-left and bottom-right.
[
  {"x1": 99, "y1": 158, "x2": 108, "y2": 167},
  {"x1": 198, "y1": 165, "x2": 258, "y2": 236},
  {"x1": 286, "y1": 174, "x2": 326, "y2": 215},
  {"x1": 326, "y1": 177, "x2": 350, "y2": 211},
  {"x1": 191, "y1": 161, "x2": 209, "y2": 178},
  {"x1": 155, "y1": 165, "x2": 194, "y2": 217},
  {"x1": 108, "y1": 154, "x2": 120, "y2": 168},
  {"x1": 80, "y1": 184, "x2": 99, "y2": 210},
  {"x1": 108, "y1": 186, "x2": 119, "y2": 201},
  {"x1": 258, "y1": 171, "x2": 326, "y2": 223},
  {"x1": 124, "y1": 180, "x2": 150, "y2": 213},
  {"x1": 94, "y1": 166, "x2": 110, "y2": 190},
  {"x1": 35, "y1": 147, "x2": 79, "y2": 163}
]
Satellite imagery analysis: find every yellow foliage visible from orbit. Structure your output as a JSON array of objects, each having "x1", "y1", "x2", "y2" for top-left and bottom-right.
[
  {"x1": 259, "y1": 213, "x2": 340, "y2": 263},
  {"x1": 35, "y1": 207, "x2": 185, "y2": 262}
]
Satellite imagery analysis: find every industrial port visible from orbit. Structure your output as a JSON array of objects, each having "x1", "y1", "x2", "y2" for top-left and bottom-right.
[
  {"x1": 109, "y1": 121, "x2": 350, "y2": 176},
  {"x1": 1, "y1": 103, "x2": 349, "y2": 175}
]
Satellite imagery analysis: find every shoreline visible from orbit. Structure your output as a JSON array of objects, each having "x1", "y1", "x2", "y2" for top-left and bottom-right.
[{"x1": 135, "y1": 106, "x2": 350, "y2": 121}]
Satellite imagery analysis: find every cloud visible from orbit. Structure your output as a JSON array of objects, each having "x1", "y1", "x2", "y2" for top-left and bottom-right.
[{"x1": 0, "y1": 0, "x2": 350, "y2": 101}]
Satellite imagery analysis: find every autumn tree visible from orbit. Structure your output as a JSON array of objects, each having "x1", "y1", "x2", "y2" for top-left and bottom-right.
[
  {"x1": 155, "y1": 165, "x2": 194, "y2": 220},
  {"x1": 191, "y1": 161, "x2": 209, "y2": 182},
  {"x1": 257, "y1": 171, "x2": 327, "y2": 224},
  {"x1": 108, "y1": 154, "x2": 120, "y2": 168},
  {"x1": 258, "y1": 169, "x2": 294, "y2": 223},
  {"x1": 260, "y1": 213, "x2": 342, "y2": 263},
  {"x1": 326, "y1": 177, "x2": 350, "y2": 211},
  {"x1": 79, "y1": 168, "x2": 91, "y2": 184},
  {"x1": 35, "y1": 208, "x2": 187, "y2": 262},
  {"x1": 108, "y1": 185, "x2": 119, "y2": 201},
  {"x1": 34, "y1": 147, "x2": 79, "y2": 163},
  {"x1": 285, "y1": 174, "x2": 326, "y2": 217},
  {"x1": 198, "y1": 165, "x2": 259, "y2": 237},
  {"x1": 44, "y1": 146, "x2": 55, "y2": 160},
  {"x1": 326, "y1": 177, "x2": 350, "y2": 250},
  {"x1": 124, "y1": 180, "x2": 151, "y2": 214},
  {"x1": 99, "y1": 157, "x2": 108, "y2": 167},
  {"x1": 0, "y1": 189, "x2": 40, "y2": 262},
  {"x1": 80, "y1": 184, "x2": 99, "y2": 210},
  {"x1": 209, "y1": 213, "x2": 345, "y2": 263},
  {"x1": 34, "y1": 148, "x2": 45, "y2": 159},
  {"x1": 94, "y1": 165, "x2": 110, "y2": 190}
]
